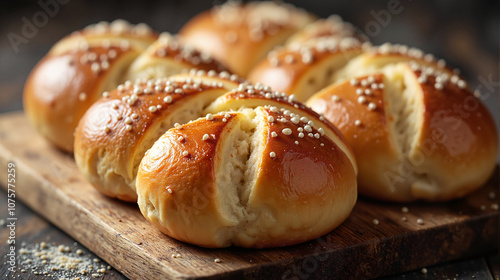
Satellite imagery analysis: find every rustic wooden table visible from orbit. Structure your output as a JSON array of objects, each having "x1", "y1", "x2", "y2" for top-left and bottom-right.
[{"x1": 0, "y1": 1, "x2": 498, "y2": 279}]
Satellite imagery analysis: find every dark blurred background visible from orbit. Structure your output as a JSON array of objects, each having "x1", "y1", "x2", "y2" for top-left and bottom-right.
[{"x1": 0, "y1": 0, "x2": 498, "y2": 128}]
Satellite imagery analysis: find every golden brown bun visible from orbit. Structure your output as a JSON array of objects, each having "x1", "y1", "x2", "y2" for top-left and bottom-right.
[
  {"x1": 23, "y1": 20, "x2": 157, "y2": 152},
  {"x1": 74, "y1": 77, "x2": 232, "y2": 201},
  {"x1": 126, "y1": 32, "x2": 229, "y2": 81},
  {"x1": 248, "y1": 37, "x2": 364, "y2": 102},
  {"x1": 307, "y1": 62, "x2": 498, "y2": 202},
  {"x1": 136, "y1": 106, "x2": 357, "y2": 248},
  {"x1": 179, "y1": 1, "x2": 315, "y2": 77}
]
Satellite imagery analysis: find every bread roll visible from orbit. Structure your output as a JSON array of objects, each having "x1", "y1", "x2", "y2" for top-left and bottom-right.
[
  {"x1": 136, "y1": 106, "x2": 357, "y2": 248},
  {"x1": 307, "y1": 61, "x2": 498, "y2": 202},
  {"x1": 248, "y1": 37, "x2": 364, "y2": 102},
  {"x1": 179, "y1": 1, "x2": 315, "y2": 76},
  {"x1": 24, "y1": 20, "x2": 158, "y2": 152},
  {"x1": 74, "y1": 74, "x2": 237, "y2": 201},
  {"x1": 125, "y1": 32, "x2": 229, "y2": 81}
]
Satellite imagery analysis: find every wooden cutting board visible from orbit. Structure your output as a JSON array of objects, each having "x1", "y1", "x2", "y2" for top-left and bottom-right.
[{"x1": 0, "y1": 111, "x2": 498, "y2": 280}]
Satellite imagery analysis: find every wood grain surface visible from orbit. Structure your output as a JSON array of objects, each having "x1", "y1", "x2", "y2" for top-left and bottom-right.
[{"x1": 0, "y1": 111, "x2": 498, "y2": 280}]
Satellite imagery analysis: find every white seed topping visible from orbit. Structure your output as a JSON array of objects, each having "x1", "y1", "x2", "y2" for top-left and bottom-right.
[
  {"x1": 364, "y1": 89, "x2": 372, "y2": 95},
  {"x1": 78, "y1": 92, "x2": 87, "y2": 101},
  {"x1": 298, "y1": 132, "x2": 304, "y2": 138},
  {"x1": 166, "y1": 187, "x2": 173, "y2": 194},
  {"x1": 332, "y1": 95, "x2": 340, "y2": 102},
  {"x1": 350, "y1": 79, "x2": 359, "y2": 86},
  {"x1": 177, "y1": 136, "x2": 184, "y2": 142},
  {"x1": 271, "y1": 131, "x2": 278, "y2": 138},
  {"x1": 357, "y1": 96, "x2": 367, "y2": 104},
  {"x1": 182, "y1": 151, "x2": 189, "y2": 156},
  {"x1": 402, "y1": 207, "x2": 409, "y2": 213},
  {"x1": 269, "y1": 152, "x2": 276, "y2": 158},
  {"x1": 356, "y1": 88, "x2": 363, "y2": 95},
  {"x1": 434, "y1": 83, "x2": 443, "y2": 90},
  {"x1": 354, "y1": 120, "x2": 361, "y2": 126},
  {"x1": 125, "y1": 117, "x2": 132, "y2": 124},
  {"x1": 206, "y1": 113, "x2": 214, "y2": 120},
  {"x1": 282, "y1": 128, "x2": 292, "y2": 135},
  {"x1": 295, "y1": 141, "x2": 299, "y2": 145},
  {"x1": 103, "y1": 125, "x2": 111, "y2": 133},
  {"x1": 371, "y1": 83, "x2": 378, "y2": 90},
  {"x1": 367, "y1": 102, "x2": 377, "y2": 111},
  {"x1": 268, "y1": 116, "x2": 275, "y2": 122},
  {"x1": 304, "y1": 125, "x2": 312, "y2": 132},
  {"x1": 372, "y1": 219, "x2": 380, "y2": 225},
  {"x1": 360, "y1": 79, "x2": 368, "y2": 87},
  {"x1": 214, "y1": 258, "x2": 221, "y2": 263},
  {"x1": 125, "y1": 124, "x2": 132, "y2": 131},
  {"x1": 202, "y1": 134, "x2": 209, "y2": 141},
  {"x1": 102, "y1": 91, "x2": 109, "y2": 98},
  {"x1": 291, "y1": 117, "x2": 300, "y2": 124},
  {"x1": 149, "y1": 106, "x2": 157, "y2": 112},
  {"x1": 416, "y1": 218, "x2": 424, "y2": 225},
  {"x1": 131, "y1": 113, "x2": 139, "y2": 119},
  {"x1": 164, "y1": 96, "x2": 173, "y2": 103},
  {"x1": 457, "y1": 79, "x2": 467, "y2": 89}
]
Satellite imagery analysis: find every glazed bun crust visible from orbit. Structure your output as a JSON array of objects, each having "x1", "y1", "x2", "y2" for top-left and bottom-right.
[
  {"x1": 24, "y1": 45, "x2": 140, "y2": 152},
  {"x1": 74, "y1": 78, "x2": 230, "y2": 201},
  {"x1": 307, "y1": 62, "x2": 498, "y2": 202},
  {"x1": 179, "y1": 1, "x2": 315, "y2": 76},
  {"x1": 126, "y1": 32, "x2": 229, "y2": 81},
  {"x1": 248, "y1": 37, "x2": 363, "y2": 102},
  {"x1": 137, "y1": 107, "x2": 357, "y2": 248},
  {"x1": 24, "y1": 20, "x2": 158, "y2": 152}
]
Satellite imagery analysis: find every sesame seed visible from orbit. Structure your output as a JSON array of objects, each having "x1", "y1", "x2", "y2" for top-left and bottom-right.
[
  {"x1": 295, "y1": 141, "x2": 299, "y2": 145},
  {"x1": 421, "y1": 268, "x2": 428, "y2": 274},
  {"x1": 206, "y1": 113, "x2": 214, "y2": 120},
  {"x1": 356, "y1": 88, "x2": 363, "y2": 95},
  {"x1": 364, "y1": 89, "x2": 372, "y2": 95},
  {"x1": 434, "y1": 83, "x2": 444, "y2": 90},
  {"x1": 492, "y1": 203, "x2": 499, "y2": 210},
  {"x1": 304, "y1": 125, "x2": 312, "y2": 132},
  {"x1": 402, "y1": 207, "x2": 409, "y2": 213},
  {"x1": 174, "y1": 88, "x2": 183, "y2": 94},
  {"x1": 457, "y1": 80, "x2": 467, "y2": 89},
  {"x1": 270, "y1": 107, "x2": 278, "y2": 113},
  {"x1": 124, "y1": 117, "x2": 133, "y2": 124},
  {"x1": 308, "y1": 133, "x2": 314, "y2": 138},
  {"x1": 131, "y1": 113, "x2": 139, "y2": 119},
  {"x1": 182, "y1": 151, "x2": 188, "y2": 156},
  {"x1": 78, "y1": 92, "x2": 87, "y2": 101},
  {"x1": 166, "y1": 187, "x2": 173, "y2": 194},
  {"x1": 360, "y1": 79, "x2": 368, "y2": 87},
  {"x1": 164, "y1": 96, "x2": 173, "y2": 103},
  {"x1": 298, "y1": 127, "x2": 303, "y2": 132},
  {"x1": 480, "y1": 205, "x2": 486, "y2": 211},
  {"x1": 332, "y1": 95, "x2": 340, "y2": 102},
  {"x1": 357, "y1": 96, "x2": 367, "y2": 104},
  {"x1": 102, "y1": 91, "x2": 109, "y2": 98},
  {"x1": 103, "y1": 126, "x2": 111, "y2": 133},
  {"x1": 148, "y1": 106, "x2": 157, "y2": 112},
  {"x1": 202, "y1": 134, "x2": 209, "y2": 141},
  {"x1": 320, "y1": 143, "x2": 324, "y2": 146},
  {"x1": 367, "y1": 76, "x2": 375, "y2": 83},
  {"x1": 214, "y1": 258, "x2": 221, "y2": 263},
  {"x1": 314, "y1": 133, "x2": 320, "y2": 139},
  {"x1": 378, "y1": 83, "x2": 385, "y2": 89},
  {"x1": 269, "y1": 152, "x2": 276, "y2": 158},
  {"x1": 372, "y1": 219, "x2": 380, "y2": 225},
  {"x1": 174, "y1": 123, "x2": 181, "y2": 129},
  {"x1": 125, "y1": 125, "x2": 132, "y2": 131},
  {"x1": 417, "y1": 75, "x2": 427, "y2": 84},
  {"x1": 284, "y1": 54, "x2": 295, "y2": 64},
  {"x1": 178, "y1": 136, "x2": 184, "y2": 142},
  {"x1": 298, "y1": 132, "x2": 304, "y2": 138},
  {"x1": 354, "y1": 120, "x2": 361, "y2": 126},
  {"x1": 367, "y1": 102, "x2": 377, "y2": 111},
  {"x1": 271, "y1": 131, "x2": 278, "y2": 137},
  {"x1": 318, "y1": 128, "x2": 325, "y2": 136},
  {"x1": 350, "y1": 79, "x2": 359, "y2": 86},
  {"x1": 451, "y1": 75, "x2": 459, "y2": 84},
  {"x1": 371, "y1": 83, "x2": 378, "y2": 90},
  {"x1": 402, "y1": 216, "x2": 408, "y2": 222},
  {"x1": 417, "y1": 218, "x2": 424, "y2": 225},
  {"x1": 282, "y1": 128, "x2": 292, "y2": 135}
]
